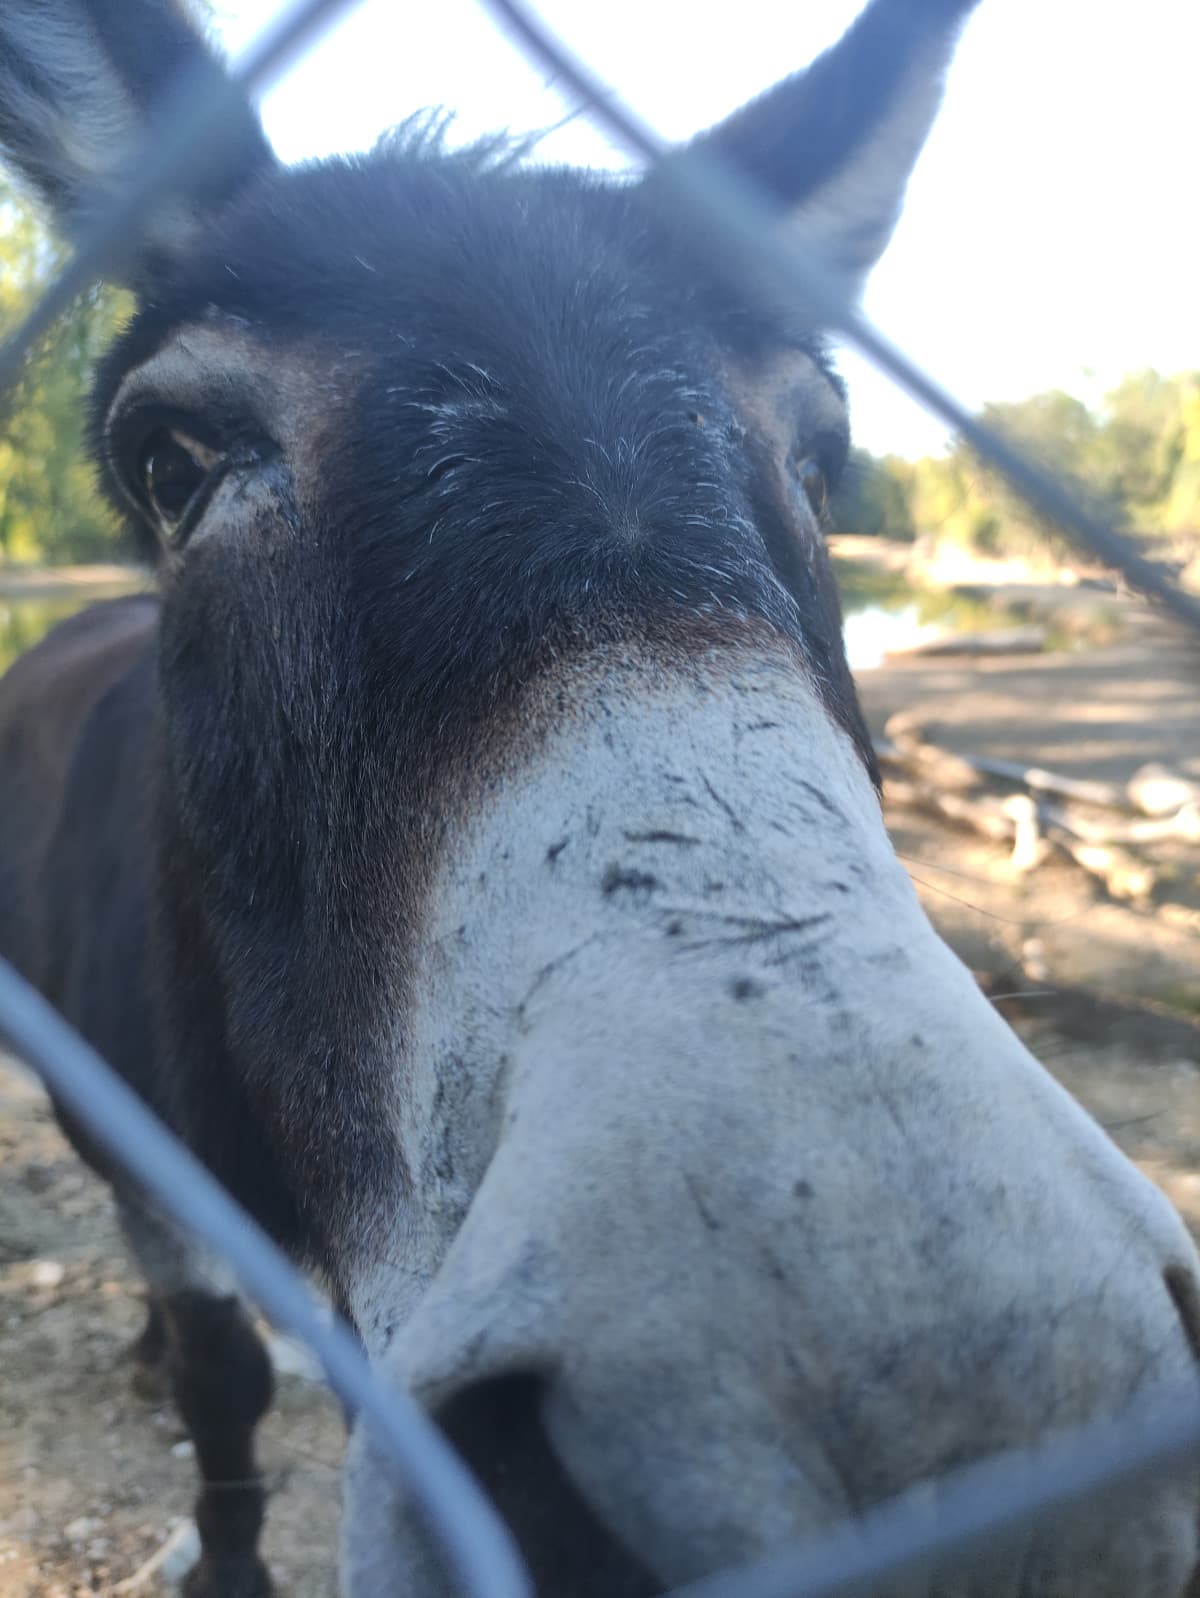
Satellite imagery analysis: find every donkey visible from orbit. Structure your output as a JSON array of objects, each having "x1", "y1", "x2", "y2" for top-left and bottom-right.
[{"x1": 2, "y1": 1, "x2": 1200, "y2": 1594}]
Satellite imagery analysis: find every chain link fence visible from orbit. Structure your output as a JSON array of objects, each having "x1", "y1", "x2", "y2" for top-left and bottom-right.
[{"x1": 1, "y1": 2, "x2": 1198, "y2": 1595}]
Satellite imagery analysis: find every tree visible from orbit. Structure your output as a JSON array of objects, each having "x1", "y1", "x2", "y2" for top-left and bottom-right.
[
  {"x1": 1099, "y1": 370, "x2": 1200, "y2": 535},
  {"x1": 957, "y1": 391, "x2": 1112, "y2": 559},
  {"x1": 1161, "y1": 380, "x2": 1200, "y2": 533},
  {"x1": 0, "y1": 177, "x2": 130, "y2": 564},
  {"x1": 833, "y1": 449, "x2": 916, "y2": 539}
]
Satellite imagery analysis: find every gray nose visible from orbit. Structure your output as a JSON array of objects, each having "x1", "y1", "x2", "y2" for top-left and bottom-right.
[
  {"x1": 657, "y1": 1351, "x2": 1200, "y2": 1598},
  {"x1": 341, "y1": 1166, "x2": 1200, "y2": 1598},
  {"x1": 340, "y1": 830, "x2": 1200, "y2": 1598}
]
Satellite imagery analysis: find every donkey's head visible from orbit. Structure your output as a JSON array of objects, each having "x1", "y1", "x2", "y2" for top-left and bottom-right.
[{"x1": 4, "y1": 3, "x2": 1200, "y2": 1594}]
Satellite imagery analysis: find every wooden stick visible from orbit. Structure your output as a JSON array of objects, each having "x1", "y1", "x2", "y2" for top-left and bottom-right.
[{"x1": 879, "y1": 714, "x2": 1200, "y2": 817}]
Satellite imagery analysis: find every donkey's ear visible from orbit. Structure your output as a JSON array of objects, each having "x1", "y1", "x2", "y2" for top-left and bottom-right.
[
  {"x1": 689, "y1": 0, "x2": 980, "y2": 301},
  {"x1": 0, "y1": 0, "x2": 274, "y2": 259}
]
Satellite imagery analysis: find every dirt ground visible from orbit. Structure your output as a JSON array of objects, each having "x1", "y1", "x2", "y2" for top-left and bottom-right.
[
  {"x1": 0, "y1": 1060, "x2": 346, "y2": 1598},
  {"x1": 5, "y1": 998, "x2": 1200, "y2": 1598},
  {"x1": 856, "y1": 595, "x2": 1200, "y2": 1010},
  {"x1": 3, "y1": 565, "x2": 1200, "y2": 1597}
]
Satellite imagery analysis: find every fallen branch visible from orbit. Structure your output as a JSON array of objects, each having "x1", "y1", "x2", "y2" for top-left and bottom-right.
[
  {"x1": 882, "y1": 771, "x2": 1161, "y2": 902},
  {"x1": 1041, "y1": 798, "x2": 1200, "y2": 847},
  {"x1": 881, "y1": 712, "x2": 1200, "y2": 818},
  {"x1": 881, "y1": 775, "x2": 1014, "y2": 844},
  {"x1": 884, "y1": 625, "x2": 1047, "y2": 661}
]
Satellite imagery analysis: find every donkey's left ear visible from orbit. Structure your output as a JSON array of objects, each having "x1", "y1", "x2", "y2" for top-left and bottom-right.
[
  {"x1": 688, "y1": 0, "x2": 981, "y2": 302},
  {"x1": 0, "y1": 0, "x2": 275, "y2": 265}
]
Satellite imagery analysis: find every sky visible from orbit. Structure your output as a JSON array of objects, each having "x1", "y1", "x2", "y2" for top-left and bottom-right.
[{"x1": 211, "y1": 0, "x2": 1200, "y2": 460}]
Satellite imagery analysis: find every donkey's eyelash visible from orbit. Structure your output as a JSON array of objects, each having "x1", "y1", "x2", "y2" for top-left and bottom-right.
[
  {"x1": 800, "y1": 427, "x2": 850, "y2": 489},
  {"x1": 105, "y1": 400, "x2": 265, "y2": 457},
  {"x1": 105, "y1": 403, "x2": 273, "y2": 484}
]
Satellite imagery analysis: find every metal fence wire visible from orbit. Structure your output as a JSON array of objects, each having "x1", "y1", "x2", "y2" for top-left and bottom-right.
[{"x1": 1, "y1": 3, "x2": 1199, "y2": 1596}]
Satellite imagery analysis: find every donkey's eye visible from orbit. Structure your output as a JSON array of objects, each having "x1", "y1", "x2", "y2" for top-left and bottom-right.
[
  {"x1": 138, "y1": 428, "x2": 220, "y2": 533},
  {"x1": 791, "y1": 456, "x2": 829, "y2": 516}
]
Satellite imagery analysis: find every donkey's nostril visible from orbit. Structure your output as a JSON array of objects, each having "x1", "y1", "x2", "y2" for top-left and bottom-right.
[{"x1": 1164, "y1": 1266, "x2": 1200, "y2": 1367}]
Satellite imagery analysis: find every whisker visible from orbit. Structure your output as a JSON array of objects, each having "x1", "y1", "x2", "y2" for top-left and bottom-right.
[
  {"x1": 898, "y1": 854, "x2": 1095, "y2": 932},
  {"x1": 988, "y1": 990, "x2": 1058, "y2": 1003}
]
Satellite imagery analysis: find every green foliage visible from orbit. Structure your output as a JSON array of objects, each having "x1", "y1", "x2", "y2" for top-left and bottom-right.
[
  {"x1": 0, "y1": 178, "x2": 130, "y2": 565},
  {"x1": 832, "y1": 449, "x2": 915, "y2": 539},
  {"x1": 950, "y1": 392, "x2": 1114, "y2": 560},
  {"x1": 844, "y1": 372, "x2": 1200, "y2": 560},
  {"x1": 1101, "y1": 369, "x2": 1200, "y2": 534}
]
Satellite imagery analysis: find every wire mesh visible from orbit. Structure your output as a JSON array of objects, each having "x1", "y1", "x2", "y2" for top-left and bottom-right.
[
  {"x1": 484, "y1": 0, "x2": 1200, "y2": 638},
  {"x1": 1, "y1": 2, "x2": 1198, "y2": 1596},
  {"x1": 0, "y1": 0, "x2": 363, "y2": 394},
  {"x1": 0, "y1": 958, "x2": 531, "y2": 1598},
  {"x1": 665, "y1": 1389, "x2": 1200, "y2": 1598}
]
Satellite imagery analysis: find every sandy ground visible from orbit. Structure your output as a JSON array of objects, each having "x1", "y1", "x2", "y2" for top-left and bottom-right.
[
  {"x1": 0, "y1": 569, "x2": 144, "y2": 599},
  {"x1": 0, "y1": 1062, "x2": 345, "y2": 1598},
  {"x1": 3, "y1": 564, "x2": 1200, "y2": 1596},
  {"x1": 4, "y1": 991, "x2": 1200, "y2": 1598},
  {"x1": 856, "y1": 600, "x2": 1200, "y2": 1010}
]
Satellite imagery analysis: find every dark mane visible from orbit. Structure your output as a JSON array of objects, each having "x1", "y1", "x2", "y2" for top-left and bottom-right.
[{"x1": 371, "y1": 109, "x2": 549, "y2": 173}]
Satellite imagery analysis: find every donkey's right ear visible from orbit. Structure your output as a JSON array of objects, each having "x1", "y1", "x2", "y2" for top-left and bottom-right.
[
  {"x1": 0, "y1": 0, "x2": 275, "y2": 261},
  {"x1": 683, "y1": 0, "x2": 979, "y2": 306}
]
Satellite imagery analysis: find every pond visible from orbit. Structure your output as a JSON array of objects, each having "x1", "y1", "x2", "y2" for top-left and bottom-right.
[
  {"x1": 843, "y1": 603, "x2": 940, "y2": 671},
  {"x1": 0, "y1": 565, "x2": 986, "y2": 680},
  {"x1": 834, "y1": 561, "x2": 1013, "y2": 671},
  {"x1": 0, "y1": 583, "x2": 146, "y2": 677}
]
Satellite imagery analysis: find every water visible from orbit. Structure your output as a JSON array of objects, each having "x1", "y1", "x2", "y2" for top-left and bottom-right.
[
  {"x1": 835, "y1": 560, "x2": 933, "y2": 671},
  {"x1": 833, "y1": 560, "x2": 1017, "y2": 670},
  {"x1": 0, "y1": 583, "x2": 143, "y2": 676},
  {"x1": 843, "y1": 602, "x2": 943, "y2": 671},
  {"x1": 0, "y1": 565, "x2": 982, "y2": 680}
]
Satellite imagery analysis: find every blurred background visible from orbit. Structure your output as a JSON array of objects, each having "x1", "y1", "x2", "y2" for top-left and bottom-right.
[{"x1": 3, "y1": 2, "x2": 1200, "y2": 1593}]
